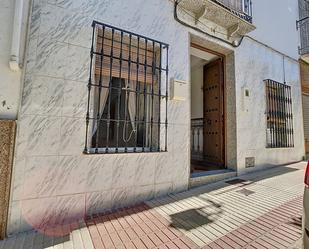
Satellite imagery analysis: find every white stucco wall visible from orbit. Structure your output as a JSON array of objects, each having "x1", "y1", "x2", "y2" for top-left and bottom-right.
[
  {"x1": 7, "y1": 0, "x2": 305, "y2": 235},
  {"x1": 191, "y1": 64, "x2": 203, "y2": 119},
  {"x1": 0, "y1": 0, "x2": 21, "y2": 119},
  {"x1": 8, "y1": 0, "x2": 191, "y2": 235},
  {"x1": 234, "y1": 38, "x2": 305, "y2": 174},
  {"x1": 249, "y1": 0, "x2": 300, "y2": 60}
]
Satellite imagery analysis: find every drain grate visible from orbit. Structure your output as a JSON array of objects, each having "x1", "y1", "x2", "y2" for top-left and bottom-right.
[{"x1": 225, "y1": 178, "x2": 247, "y2": 185}]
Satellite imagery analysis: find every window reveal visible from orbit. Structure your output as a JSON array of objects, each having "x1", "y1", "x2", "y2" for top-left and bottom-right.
[
  {"x1": 265, "y1": 79, "x2": 294, "y2": 148},
  {"x1": 84, "y1": 21, "x2": 169, "y2": 154}
]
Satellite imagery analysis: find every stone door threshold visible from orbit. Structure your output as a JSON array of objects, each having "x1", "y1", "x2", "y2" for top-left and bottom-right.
[{"x1": 189, "y1": 169, "x2": 236, "y2": 188}]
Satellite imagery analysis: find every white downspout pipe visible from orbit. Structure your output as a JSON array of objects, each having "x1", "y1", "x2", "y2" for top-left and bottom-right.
[{"x1": 9, "y1": 0, "x2": 24, "y2": 72}]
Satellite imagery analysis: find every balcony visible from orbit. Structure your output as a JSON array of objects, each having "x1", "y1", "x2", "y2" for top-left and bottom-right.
[
  {"x1": 298, "y1": 0, "x2": 309, "y2": 62},
  {"x1": 178, "y1": 0, "x2": 255, "y2": 39}
]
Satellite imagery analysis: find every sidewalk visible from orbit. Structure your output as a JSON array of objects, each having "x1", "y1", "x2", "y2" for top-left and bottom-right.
[{"x1": 0, "y1": 162, "x2": 306, "y2": 249}]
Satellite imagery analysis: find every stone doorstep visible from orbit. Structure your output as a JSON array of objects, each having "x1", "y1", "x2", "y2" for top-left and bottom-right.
[{"x1": 189, "y1": 169, "x2": 237, "y2": 188}]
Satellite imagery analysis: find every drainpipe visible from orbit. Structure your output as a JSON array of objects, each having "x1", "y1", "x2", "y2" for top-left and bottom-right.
[{"x1": 9, "y1": 0, "x2": 24, "y2": 72}]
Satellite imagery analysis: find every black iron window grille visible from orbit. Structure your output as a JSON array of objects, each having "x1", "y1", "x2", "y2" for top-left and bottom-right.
[
  {"x1": 84, "y1": 21, "x2": 169, "y2": 154},
  {"x1": 265, "y1": 79, "x2": 294, "y2": 148}
]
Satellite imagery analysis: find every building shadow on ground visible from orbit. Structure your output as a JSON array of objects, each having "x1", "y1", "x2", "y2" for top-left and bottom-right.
[{"x1": 169, "y1": 204, "x2": 222, "y2": 231}]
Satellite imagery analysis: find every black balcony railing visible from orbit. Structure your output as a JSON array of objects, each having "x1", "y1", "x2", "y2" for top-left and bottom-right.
[
  {"x1": 298, "y1": 0, "x2": 309, "y2": 55},
  {"x1": 212, "y1": 0, "x2": 253, "y2": 23}
]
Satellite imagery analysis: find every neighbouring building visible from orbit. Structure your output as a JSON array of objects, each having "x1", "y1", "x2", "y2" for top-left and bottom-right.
[
  {"x1": 0, "y1": 0, "x2": 306, "y2": 237},
  {"x1": 299, "y1": 0, "x2": 309, "y2": 159},
  {"x1": 300, "y1": 60, "x2": 309, "y2": 158}
]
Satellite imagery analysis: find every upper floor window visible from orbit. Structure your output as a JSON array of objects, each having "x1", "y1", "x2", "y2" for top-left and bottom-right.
[
  {"x1": 214, "y1": 0, "x2": 252, "y2": 23},
  {"x1": 298, "y1": 0, "x2": 309, "y2": 55},
  {"x1": 84, "y1": 21, "x2": 169, "y2": 154},
  {"x1": 242, "y1": 0, "x2": 251, "y2": 15},
  {"x1": 265, "y1": 79, "x2": 294, "y2": 148}
]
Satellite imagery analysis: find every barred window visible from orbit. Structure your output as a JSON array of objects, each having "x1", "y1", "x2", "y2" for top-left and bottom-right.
[
  {"x1": 84, "y1": 21, "x2": 169, "y2": 154},
  {"x1": 265, "y1": 79, "x2": 294, "y2": 148}
]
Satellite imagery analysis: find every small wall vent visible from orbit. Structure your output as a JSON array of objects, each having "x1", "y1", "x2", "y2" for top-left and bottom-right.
[{"x1": 245, "y1": 157, "x2": 255, "y2": 168}]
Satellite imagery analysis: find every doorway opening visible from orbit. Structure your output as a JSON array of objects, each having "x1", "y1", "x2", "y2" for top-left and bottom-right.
[{"x1": 190, "y1": 44, "x2": 226, "y2": 174}]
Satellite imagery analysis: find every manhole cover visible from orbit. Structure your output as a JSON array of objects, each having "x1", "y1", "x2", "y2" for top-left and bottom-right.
[
  {"x1": 225, "y1": 178, "x2": 247, "y2": 185},
  {"x1": 236, "y1": 188, "x2": 255, "y2": 196}
]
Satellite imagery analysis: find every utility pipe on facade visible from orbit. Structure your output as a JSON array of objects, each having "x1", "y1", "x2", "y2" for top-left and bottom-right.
[{"x1": 9, "y1": 0, "x2": 24, "y2": 72}]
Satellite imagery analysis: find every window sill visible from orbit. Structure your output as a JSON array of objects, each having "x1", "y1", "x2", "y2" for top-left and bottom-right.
[{"x1": 83, "y1": 147, "x2": 167, "y2": 154}]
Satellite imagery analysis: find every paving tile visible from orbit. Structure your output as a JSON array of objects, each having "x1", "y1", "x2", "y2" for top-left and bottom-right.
[
  {"x1": 123, "y1": 240, "x2": 136, "y2": 249},
  {"x1": 109, "y1": 232, "x2": 124, "y2": 247},
  {"x1": 268, "y1": 230, "x2": 296, "y2": 244},
  {"x1": 125, "y1": 228, "x2": 139, "y2": 241},
  {"x1": 139, "y1": 222, "x2": 155, "y2": 235},
  {"x1": 259, "y1": 235, "x2": 286, "y2": 249},
  {"x1": 139, "y1": 235, "x2": 156, "y2": 248},
  {"x1": 183, "y1": 232, "x2": 206, "y2": 247},
  {"x1": 173, "y1": 238, "x2": 191, "y2": 249},
  {"x1": 96, "y1": 222, "x2": 108, "y2": 236},
  {"x1": 109, "y1": 214, "x2": 124, "y2": 231},
  {"x1": 148, "y1": 233, "x2": 164, "y2": 247},
  {"x1": 230, "y1": 230, "x2": 253, "y2": 244},
  {"x1": 263, "y1": 233, "x2": 291, "y2": 247},
  {"x1": 218, "y1": 236, "x2": 241, "y2": 249},
  {"x1": 118, "y1": 230, "x2": 131, "y2": 242},
  {"x1": 88, "y1": 225, "x2": 105, "y2": 249},
  {"x1": 154, "y1": 231, "x2": 171, "y2": 244},
  {"x1": 254, "y1": 238, "x2": 277, "y2": 249},
  {"x1": 156, "y1": 245, "x2": 169, "y2": 249},
  {"x1": 215, "y1": 239, "x2": 235, "y2": 249},
  {"x1": 224, "y1": 233, "x2": 247, "y2": 247},
  {"x1": 132, "y1": 237, "x2": 147, "y2": 249},
  {"x1": 101, "y1": 233, "x2": 114, "y2": 249},
  {"x1": 164, "y1": 241, "x2": 179, "y2": 249},
  {"x1": 71, "y1": 229, "x2": 85, "y2": 249},
  {"x1": 161, "y1": 228, "x2": 178, "y2": 241},
  {"x1": 206, "y1": 242, "x2": 223, "y2": 249},
  {"x1": 63, "y1": 240, "x2": 74, "y2": 249}
]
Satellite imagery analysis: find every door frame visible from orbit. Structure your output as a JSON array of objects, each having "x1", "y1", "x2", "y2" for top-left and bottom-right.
[{"x1": 190, "y1": 43, "x2": 227, "y2": 169}]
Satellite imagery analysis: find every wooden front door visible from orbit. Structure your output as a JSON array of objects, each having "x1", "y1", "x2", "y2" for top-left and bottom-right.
[{"x1": 203, "y1": 59, "x2": 225, "y2": 167}]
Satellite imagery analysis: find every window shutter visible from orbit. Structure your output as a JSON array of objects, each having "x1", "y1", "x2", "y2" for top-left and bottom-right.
[{"x1": 95, "y1": 29, "x2": 159, "y2": 84}]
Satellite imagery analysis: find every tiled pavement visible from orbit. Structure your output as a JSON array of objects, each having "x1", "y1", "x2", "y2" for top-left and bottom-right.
[
  {"x1": 0, "y1": 161, "x2": 306, "y2": 248},
  {"x1": 86, "y1": 204, "x2": 197, "y2": 249},
  {"x1": 148, "y1": 162, "x2": 306, "y2": 248},
  {"x1": 203, "y1": 197, "x2": 302, "y2": 249}
]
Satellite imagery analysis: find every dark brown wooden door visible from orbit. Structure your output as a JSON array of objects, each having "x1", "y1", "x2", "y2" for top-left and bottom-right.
[{"x1": 203, "y1": 59, "x2": 225, "y2": 167}]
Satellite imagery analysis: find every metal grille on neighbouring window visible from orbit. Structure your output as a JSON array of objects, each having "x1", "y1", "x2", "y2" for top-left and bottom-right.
[
  {"x1": 265, "y1": 79, "x2": 294, "y2": 148},
  {"x1": 84, "y1": 21, "x2": 169, "y2": 154}
]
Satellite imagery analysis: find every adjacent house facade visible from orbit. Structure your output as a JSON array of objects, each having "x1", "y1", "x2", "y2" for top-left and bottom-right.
[
  {"x1": 300, "y1": 0, "x2": 309, "y2": 159},
  {"x1": 0, "y1": 0, "x2": 306, "y2": 237}
]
